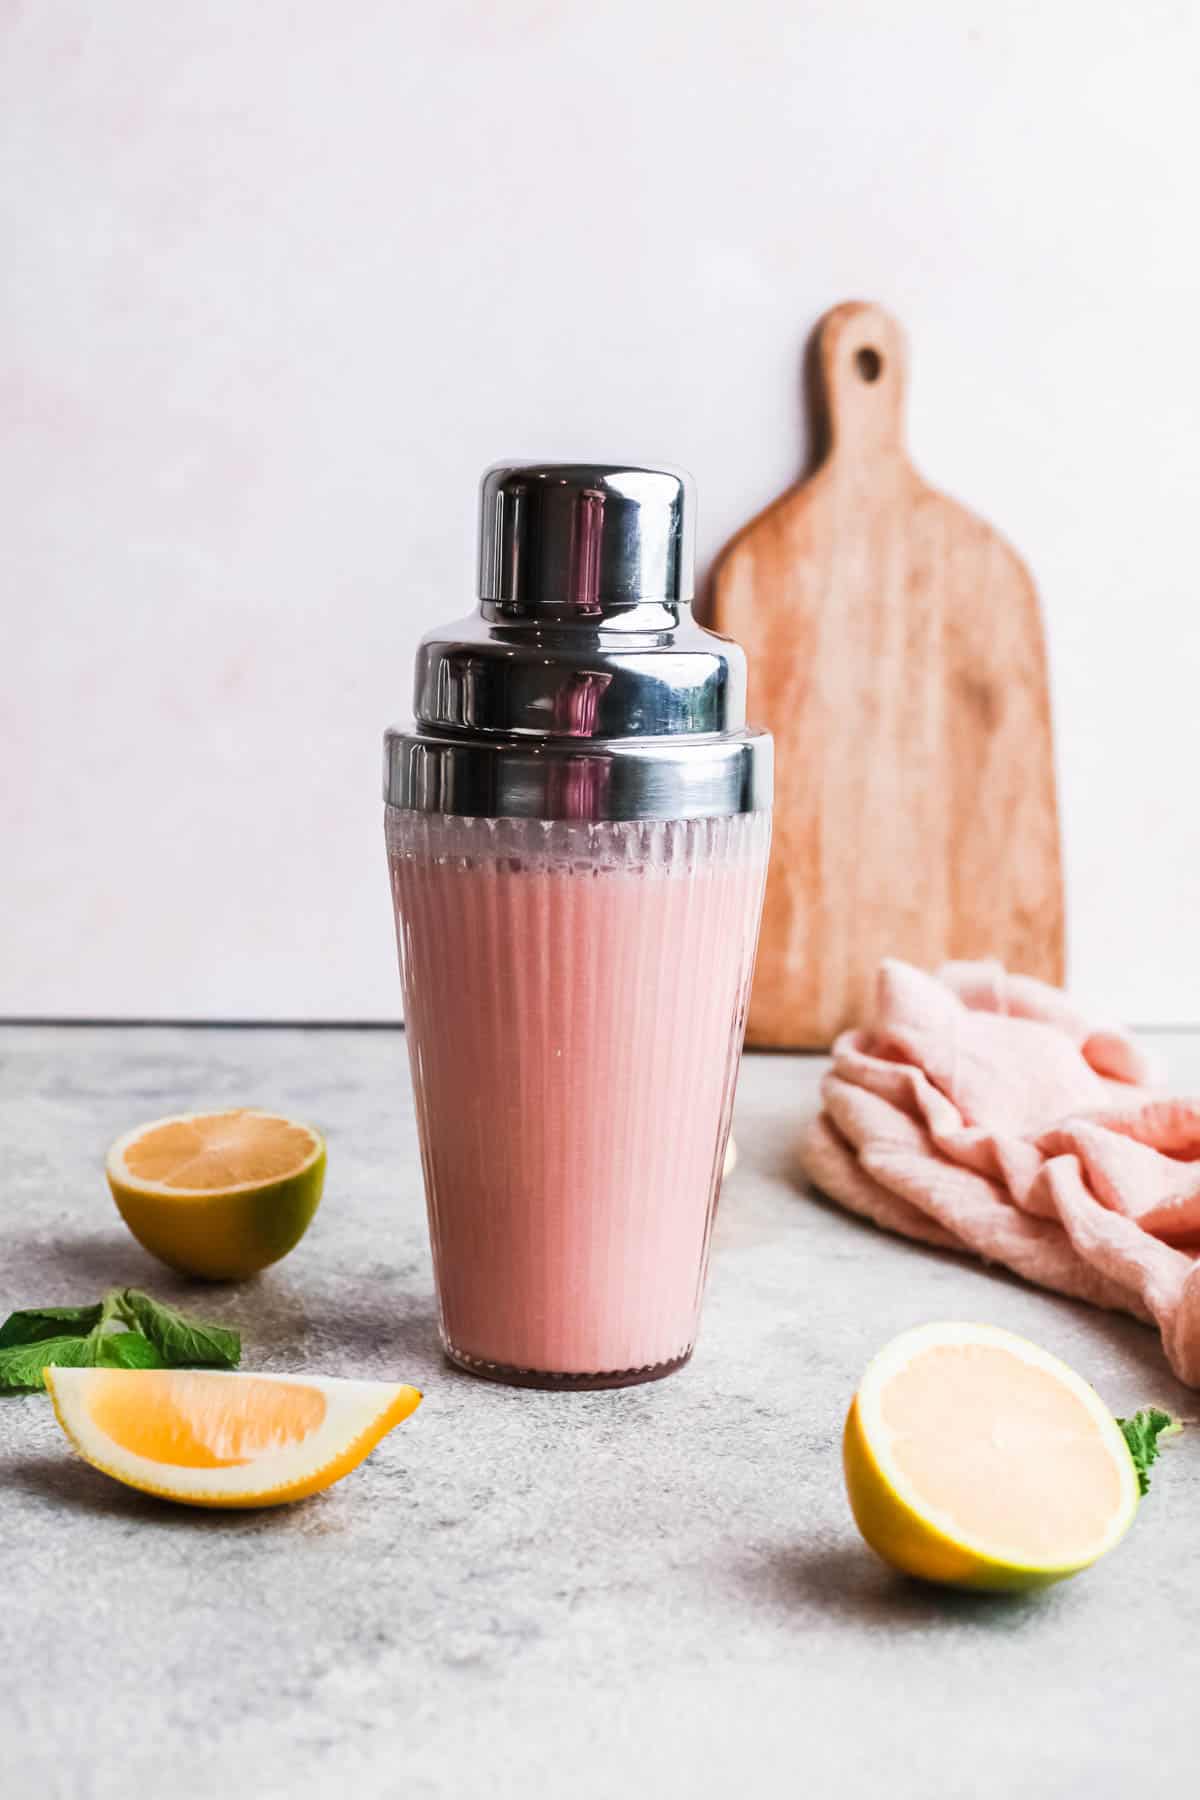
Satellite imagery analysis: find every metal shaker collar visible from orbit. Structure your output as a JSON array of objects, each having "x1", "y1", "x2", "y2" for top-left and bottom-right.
[{"x1": 478, "y1": 463, "x2": 695, "y2": 614}]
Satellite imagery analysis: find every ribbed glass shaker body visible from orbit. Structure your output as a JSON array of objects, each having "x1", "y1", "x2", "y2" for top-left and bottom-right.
[{"x1": 386, "y1": 808, "x2": 771, "y2": 1386}]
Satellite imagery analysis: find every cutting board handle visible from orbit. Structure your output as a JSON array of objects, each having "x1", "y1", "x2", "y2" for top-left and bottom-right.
[{"x1": 816, "y1": 301, "x2": 908, "y2": 466}]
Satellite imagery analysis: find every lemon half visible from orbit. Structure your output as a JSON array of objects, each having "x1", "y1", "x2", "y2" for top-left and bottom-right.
[
  {"x1": 844, "y1": 1322, "x2": 1140, "y2": 1591},
  {"x1": 107, "y1": 1109, "x2": 326, "y2": 1280}
]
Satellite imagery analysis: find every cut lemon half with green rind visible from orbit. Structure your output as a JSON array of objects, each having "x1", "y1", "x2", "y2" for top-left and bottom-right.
[
  {"x1": 46, "y1": 1366, "x2": 421, "y2": 1508},
  {"x1": 844, "y1": 1322, "x2": 1140, "y2": 1591},
  {"x1": 107, "y1": 1109, "x2": 326, "y2": 1281}
]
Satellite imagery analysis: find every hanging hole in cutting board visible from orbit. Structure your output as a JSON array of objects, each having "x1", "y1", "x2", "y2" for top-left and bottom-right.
[{"x1": 855, "y1": 346, "x2": 883, "y2": 382}]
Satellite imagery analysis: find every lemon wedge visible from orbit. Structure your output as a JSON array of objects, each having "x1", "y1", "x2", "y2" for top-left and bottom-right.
[
  {"x1": 844, "y1": 1322, "x2": 1140, "y2": 1590},
  {"x1": 46, "y1": 1367, "x2": 421, "y2": 1508},
  {"x1": 107, "y1": 1109, "x2": 326, "y2": 1280}
]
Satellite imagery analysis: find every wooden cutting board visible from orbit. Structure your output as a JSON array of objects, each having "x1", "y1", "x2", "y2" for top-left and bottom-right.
[{"x1": 711, "y1": 301, "x2": 1064, "y2": 1049}]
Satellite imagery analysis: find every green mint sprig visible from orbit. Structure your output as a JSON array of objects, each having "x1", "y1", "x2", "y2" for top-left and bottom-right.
[
  {"x1": 1117, "y1": 1408, "x2": 1182, "y2": 1497},
  {"x1": 0, "y1": 1289, "x2": 240, "y2": 1393}
]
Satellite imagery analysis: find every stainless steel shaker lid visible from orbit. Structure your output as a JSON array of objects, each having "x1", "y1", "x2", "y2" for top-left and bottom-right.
[
  {"x1": 384, "y1": 462, "x2": 772, "y2": 822},
  {"x1": 478, "y1": 463, "x2": 694, "y2": 611}
]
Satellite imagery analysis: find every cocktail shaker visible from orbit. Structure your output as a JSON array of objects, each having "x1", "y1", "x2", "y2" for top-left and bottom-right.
[{"x1": 385, "y1": 464, "x2": 773, "y2": 1388}]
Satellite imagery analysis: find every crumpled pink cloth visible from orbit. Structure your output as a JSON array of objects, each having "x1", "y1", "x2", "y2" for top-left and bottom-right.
[{"x1": 798, "y1": 959, "x2": 1200, "y2": 1385}]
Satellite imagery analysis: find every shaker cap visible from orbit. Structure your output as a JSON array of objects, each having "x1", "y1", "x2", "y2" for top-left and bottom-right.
[
  {"x1": 478, "y1": 463, "x2": 694, "y2": 611},
  {"x1": 384, "y1": 459, "x2": 772, "y2": 822}
]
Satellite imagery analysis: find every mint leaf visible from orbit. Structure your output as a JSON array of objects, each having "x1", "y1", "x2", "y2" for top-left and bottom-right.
[
  {"x1": 1117, "y1": 1408, "x2": 1181, "y2": 1496},
  {"x1": 0, "y1": 1315, "x2": 161, "y2": 1386},
  {"x1": 0, "y1": 1287, "x2": 240, "y2": 1390},
  {"x1": 0, "y1": 1303, "x2": 104, "y2": 1349},
  {"x1": 94, "y1": 1331, "x2": 164, "y2": 1371},
  {"x1": 118, "y1": 1290, "x2": 240, "y2": 1369},
  {"x1": 0, "y1": 1334, "x2": 98, "y2": 1392}
]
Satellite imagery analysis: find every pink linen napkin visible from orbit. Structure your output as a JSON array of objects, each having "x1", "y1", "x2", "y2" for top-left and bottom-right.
[{"x1": 798, "y1": 959, "x2": 1200, "y2": 1384}]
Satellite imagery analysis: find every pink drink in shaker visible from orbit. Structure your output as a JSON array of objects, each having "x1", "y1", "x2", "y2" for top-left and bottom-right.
[{"x1": 385, "y1": 465, "x2": 772, "y2": 1387}]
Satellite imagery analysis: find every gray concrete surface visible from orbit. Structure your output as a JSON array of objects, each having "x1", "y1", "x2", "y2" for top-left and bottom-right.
[{"x1": 2, "y1": 1024, "x2": 1198, "y2": 1800}]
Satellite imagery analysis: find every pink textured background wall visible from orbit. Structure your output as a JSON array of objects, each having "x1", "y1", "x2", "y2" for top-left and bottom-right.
[{"x1": 3, "y1": 2, "x2": 1198, "y2": 1019}]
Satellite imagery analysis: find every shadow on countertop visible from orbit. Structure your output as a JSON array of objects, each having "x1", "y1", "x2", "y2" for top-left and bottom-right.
[
  {"x1": 2, "y1": 1450, "x2": 335, "y2": 1530},
  {"x1": 735, "y1": 1539, "x2": 1046, "y2": 1629}
]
